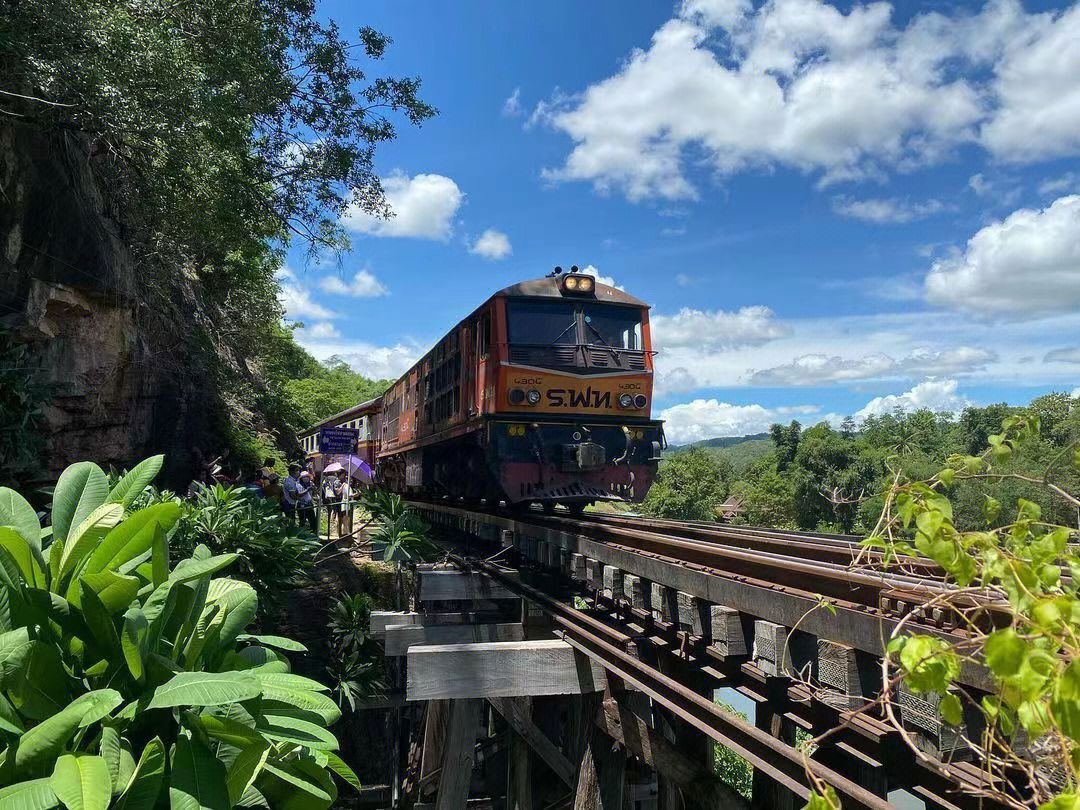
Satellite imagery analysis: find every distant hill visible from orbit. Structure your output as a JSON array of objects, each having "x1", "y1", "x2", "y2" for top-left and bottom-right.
[{"x1": 668, "y1": 433, "x2": 773, "y2": 473}]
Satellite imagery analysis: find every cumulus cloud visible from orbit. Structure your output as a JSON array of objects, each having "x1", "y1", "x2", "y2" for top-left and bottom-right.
[
  {"x1": 832, "y1": 196, "x2": 946, "y2": 224},
  {"x1": 318, "y1": 269, "x2": 388, "y2": 298},
  {"x1": 279, "y1": 278, "x2": 337, "y2": 322},
  {"x1": 503, "y1": 88, "x2": 523, "y2": 117},
  {"x1": 1040, "y1": 172, "x2": 1080, "y2": 195},
  {"x1": 295, "y1": 336, "x2": 422, "y2": 381},
  {"x1": 854, "y1": 379, "x2": 970, "y2": 421},
  {"x1": 1045, "y1": 346, "x2": 1080, "y2": 364},
  {"x1": 344, "y1": 173, "x2": 464, "y2": 239},
  {"x1": 660, "y1": 398, "x2": 836, "y2": 444},
  {"x1": 925, "y1": 194, "x2": 1080, "y2": 316},
  {"x1": 1073, "y1": 387, "x2": 1080, "y2": 398},
  {"x1": 469, "y1": 229, "x2": 513, "y2": 260},
  {"x1": 651, "y1": 306, "x2": 789, "y2": 351},
  {"x1": 296, "y1": 322, "x2": 341, "y2": 341},
  {"x1": 533, "y1": 0, "x2": 1080, "y2": 201},
  {"x1": 580, "y1": 265, "x2": 624, "y2": 290},
  {"x1": 654, "y1": 367, "x2": 701, "y2": 397},
  {"x1": 749, "y1": 347, "x2": 997, "y2": 386}
]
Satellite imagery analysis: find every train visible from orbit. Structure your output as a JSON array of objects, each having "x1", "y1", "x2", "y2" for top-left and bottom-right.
[{"x1": 300, "y1": 267, "x2": 665, "y2": 512}]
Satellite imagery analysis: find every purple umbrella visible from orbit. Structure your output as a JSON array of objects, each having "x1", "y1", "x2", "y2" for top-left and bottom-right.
[{"x1": 331, "y1": 455, "x2": 374, "y2": 481}]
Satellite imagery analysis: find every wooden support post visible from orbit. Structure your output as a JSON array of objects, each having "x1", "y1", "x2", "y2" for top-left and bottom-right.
[
  {"x1": 650, "y1": 582, "x2": 675, "y2": 624},
  {"x1": 623, "y1": 574, "x2": 648, "y2": 612},
  {"x1": 570, "y1": 553, "x2": 587, "y2": 582},
  {"x1": 750, "y1": 701, "x2": 799, "y2": 810},
  {"x1": 435, "y1": 699, "x2": 483, "y2": 810},
  {"x1": 710, "y1": 606, "x2": 748, "y2": 657},
  {"x1": 752, "y1": 620, "x2": 788, "y2": 676},
  {"x1": 506, "y1": 698, "x2": 531, "y2": 810},
  {"x1": 420, "y1": 700, "x2": 450, "y2": 798},
  {"x1": 602, "y1": 565, "x2": 623, "y2": 602},
  {"x1": 407, "y1": 640, "x2": 607, "y2": 701},
  {"x1": 419, "y1": 570, "x2": 520, "y2": 602},
  {"x1": 595, "y1": 696, "x2": 748, "y2": 808},
  {"x1": 676, "y1": 591, "x2": 707, "y2": 637}
]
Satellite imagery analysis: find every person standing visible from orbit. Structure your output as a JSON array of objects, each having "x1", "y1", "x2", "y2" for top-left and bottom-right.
[
  {"x1": 336, "y1": 470, "x2": 353, "y2": 539},
  {"x1": 297, "y1": 470, "x2": 317, "y2": 533},
  {"x1": 323, "y1": 472, "x2": 342, "y2": 536},
  {"x1": 282, "y1": 464, "x2": 306, "y2": 526}
]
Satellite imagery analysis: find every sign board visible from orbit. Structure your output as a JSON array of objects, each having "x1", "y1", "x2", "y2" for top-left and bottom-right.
[{"x1": 318, "y1": 426, "x2": 359, "y2": 454}]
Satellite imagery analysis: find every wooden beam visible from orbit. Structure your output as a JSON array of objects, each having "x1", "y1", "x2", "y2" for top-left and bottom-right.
[
  {"x1": 407, "y1": 640, "x2": 607, "y2": 701},
  {"x1": 419, "y1": 570, "x2": 520, "y2": 602},
  {"x1": 489, "y1": 697, "x2": 575, "y2": 786},
  {"x1": 435, "y1": 699, "x2": 483, "y2": 810},
  {"x1": 595, "y1": 696, "x2": 749, "y2": 809},
  {"x1": 384, "y1": 623, "x2": 524, "y2": 656},
  {"x1": 505, "y1": 698, "x2": 532, "y2": 810}
]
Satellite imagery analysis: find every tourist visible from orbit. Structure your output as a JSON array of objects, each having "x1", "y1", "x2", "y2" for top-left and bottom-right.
[
  {"x1": 323, "y1": 471, "x2": 342, "y2": 535},
  {"x1": 336, "y1": 469, "x2": 353, "y2": 539},
  {"x1": 282, "y1": 463, "x2": 306, "y2": 525},
  {"x1": 297, "y1": 470, "x2": 317, "y2": 533},
  {"x1": 263, "y1": 472, "x2": 283, "y2": 505}
]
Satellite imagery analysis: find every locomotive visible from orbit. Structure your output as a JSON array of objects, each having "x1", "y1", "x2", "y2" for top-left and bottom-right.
[{"x1": 375, "y1": 268, "x2": 665, "y2": 511}]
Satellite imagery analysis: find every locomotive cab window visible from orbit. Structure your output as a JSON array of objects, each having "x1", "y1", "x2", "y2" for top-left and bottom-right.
[
  {"x1": 507, "y1": 300, "x2": 578, "y2": 345},
  {"x1": 582, "y1": 304, "x2": 642, "y2": 350}
]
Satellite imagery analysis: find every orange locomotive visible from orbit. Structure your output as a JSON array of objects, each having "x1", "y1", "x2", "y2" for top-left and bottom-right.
[{"x1": 376, "y1": 268, "x2": 665, "y2": 511}]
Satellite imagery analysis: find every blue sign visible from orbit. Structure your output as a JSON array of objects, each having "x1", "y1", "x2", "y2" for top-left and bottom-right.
[{"x1": 318, "y1": 426, "x2": 359, "y2": 454}]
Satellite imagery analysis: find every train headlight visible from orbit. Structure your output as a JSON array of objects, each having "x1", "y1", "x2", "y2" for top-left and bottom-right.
[
  {"x1": 633, "y1": 394, "x2": 648, "y2": 409},
  {"x1": 618, "y1": 393, "x2": 634, "y2": 409},
  {"x1": 509, "y1": 388, "x2": 526, "y2": 405},
  {"x1": 564, "y1": 276, "x2": 579, "y2": 290},
  {"x1": 526, "y1": 389, "x2": 541, "y2": 405}
]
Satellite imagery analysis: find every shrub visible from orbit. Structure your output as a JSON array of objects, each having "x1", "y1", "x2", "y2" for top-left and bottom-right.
[
  {"x1": 148, "y1": 483, "x2": 318, "y2": 615},
  {"x1": 360, "y1": 490, "x2": 437, "y2": 562},
  {"x1": 0, "y1": 455, "x2": 357, "y2": 807}
]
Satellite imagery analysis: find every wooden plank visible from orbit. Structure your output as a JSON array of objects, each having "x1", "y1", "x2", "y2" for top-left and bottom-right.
[
  {"x1": 408, "y1": 640, "x2": 607, "y2": 701},
  {"x1": 385, "y1": 623, "x2": 524, "y2": 656},
  {"x1": 420, "y1": 700, "x2": 450, "y2": 795},
  {"x1": 435, "y1": 699, "x2": 483, "y2": 810},
  {"x1": 489, "y1": 697, "x2": 575, "y2": 786},
  {"x1": 372, "y1": 611, "x2": 504, "y2": 638},
  {"x1": 595, "y1": 696, "x2": 748, "y2": 809},
  {"x1": 419, "y1": 570, "x2": 520, "y2": 602}
]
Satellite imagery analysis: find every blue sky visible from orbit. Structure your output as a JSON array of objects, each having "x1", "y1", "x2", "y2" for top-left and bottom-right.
[{"x1": 280, "y1": 0, "x2": 1080, "y2": 443}]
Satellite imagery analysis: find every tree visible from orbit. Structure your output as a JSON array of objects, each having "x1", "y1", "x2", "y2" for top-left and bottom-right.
[
  {"x1": 770, "y1": 421, "x2": 802, "y2": 471},
  {"x1": 642, "y1": 448, "x2": 731, "y2": 521}
]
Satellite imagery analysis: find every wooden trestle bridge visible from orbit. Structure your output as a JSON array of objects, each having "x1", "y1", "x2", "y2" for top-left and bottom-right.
[{"x1": 366, "y1": 503, "x2": 1001, "y2": 810}]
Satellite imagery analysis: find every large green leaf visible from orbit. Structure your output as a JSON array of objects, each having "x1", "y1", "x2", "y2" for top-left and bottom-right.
[
  {"x1": 115, "y1": 738, "x2": 165, "y2": 810},
  {"x1": 0, "y1": 692, "x2": 25, "y2": 735},
  {"x1": 225, "y1": 742, "x2": 270, "y2": 806},
  {"x1": 146, "y1": 672, "x2": 261, "y2": 710},
  {"x1": 57, "y1": 503, "x2": 124, "y2": 586},
  {"x1": 121, "y1": 608, "x2": 149, "y2": 681},
  {"x1": 150, "y1": 524, "x2": 168, "y2": 587},
  {"x1": 99, "y1": 727, "x2": 122, "y2": 792},
  {"x1": 256, "y1": 714, "x2": 337, "y2": 751},
  {"x1": 50, "y1": 754, "x2": 111, "y2": 810},
  {"x1": 78, "y1": 571, "x2": 140, "y2": 614},
  {"x1": 10, "y1": 642, "x2": 71, "y2": 721},
  {"x1": 255, "y1": 673, "x2": 329, "y2": 693},
  {"x1": 206, "y1": 581, "x2": 257, "y2": 654},
  {"x1": 259, "y1": 761, "x2": 332, "y2": 804},
  {"x1": 0, "y1": 628, "x2": 32, "y2": 689},
  {"x1": 237, "y1": 635, "x2": 307, "y2": 653},
  {"x1": 85, "y1": 503, "x2": 181, "y2": 578},
  {"x1": 0, "y1": 487, "x2": 42, "y2": 557},
  {"x1": 169, "y1": 736, "x2": 230, "y2": 810},
  {"x1": 15, "y1": 690, "x2": 121, "y2": 770},
  {"x1": 107, "y1": 456, "x2": 164, "y2": 510},
  {"x1": 51, "y1": 463, "x2": 108, "y2": 547},
  {"x1": 324, "y1": 752, "x2": 361, "y2": 791},
  {"x1": 0, "y1": 527, "x2": 44, "y2": 588},
  {"x1": 0, "y1": 778, "x2": 58, "y2": 809},
  {"x1": 169, "y1": 555, "x2": 238, "y2": 587},
  {"x1": 79, "y1": 583, "x2": 120, "y2": 657},
  {"x1": 197, "y1": 714, "x2": 263, "y2": 748}
]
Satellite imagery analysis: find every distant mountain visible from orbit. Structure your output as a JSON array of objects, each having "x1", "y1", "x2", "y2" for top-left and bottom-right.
[{"x1": 667, "y1": 433, "x2": 774, "y2": 473}]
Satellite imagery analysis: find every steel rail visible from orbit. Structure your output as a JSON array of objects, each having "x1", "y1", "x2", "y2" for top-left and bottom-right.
[{"x1": 451, "y1": 553, "x2": 894, "y2": 810}]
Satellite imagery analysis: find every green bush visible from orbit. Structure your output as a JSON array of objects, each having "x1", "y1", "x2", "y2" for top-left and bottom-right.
[
  {"x1": 147, "y1": 484, "x2": 318, "y2": 616},
  {"x1": 0, "y1": 455, "x2": 357, "y2": 807}
]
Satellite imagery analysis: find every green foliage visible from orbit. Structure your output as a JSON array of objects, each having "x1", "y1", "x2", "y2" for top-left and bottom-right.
[
  {"x1": 0, "y1": 457, "x2": 357, "y2": 806},
  {"x1": 145, "y1": 483, "x2": 318, "y2": 615},
  {"x1": 854, "y1": 412, "x2": 1080, "y2": 808},
  {"x1": 328, "y1": 593, "x2": 373, "y2": 656},
  {"x1": 0, "y1": 330, "x2": 50, "y2": 489},
  {"x1": 323, "y1": 593, "x2": 384, "y2": 712},
  {"x1": 712, "y1": 700, "x2": 753, "y2": 799},
  {"x1": 642, "y1": 447, "x2": 731, "y2": 521},
  {"x1": 281, "y1": 358, "x2": 392, "y2": 429},
  {"x1": 361, "y1": 490, "x2": 437, "y2": 562}
]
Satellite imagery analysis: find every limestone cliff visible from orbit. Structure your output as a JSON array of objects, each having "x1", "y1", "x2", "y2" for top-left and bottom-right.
[{"x1": 0, "y1": 124, "x2": 244, "y2": 483}]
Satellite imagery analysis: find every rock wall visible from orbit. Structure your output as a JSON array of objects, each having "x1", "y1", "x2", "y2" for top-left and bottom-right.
[{"x1": 1, "y1": 124, "x2": 216, "y2": 483}]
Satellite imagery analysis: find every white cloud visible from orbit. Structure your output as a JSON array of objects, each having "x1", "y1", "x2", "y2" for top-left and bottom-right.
[
  {"x1": 297, "y1": 321, "x2": 341, "y2": 341},
  {"x1": 580, "y1": 265, "x2": 624, "y2": 291},
  {"x1": 925, "y1": 194, "x2": 1080, "y2": 316},
  {"x1": 749, "y1": 347, "x2": 996, "y2": 386},
  {"x1": 832, "y1": 196, "x2": 945, "y2": 224},
  {"x1": 534, "y1": 0, "x2": 1080, "y2": 202},
  {"x1": 469, "y1": 229, "x2": 513, "y2": 260},
  {"x1": 279, "y1": 278, "x2": 337, "y2": 322},
  {"x1": 675, "y1": 273, "x2": 695, "y2": 286},
  {"x1": 1040, "y1": 172, "x2": 1080, "y2": 195},
  {"x1": 296, "y1": 335, "x2": 422, "y2": 381},
  {"x1": 854, "y1": 379, "x2": 970, "y2": 421},
  {"x1": 1045, "y1": 346, "x2": 1080, "y2": 364},
  {"x1": 660, "y1": 398, "x2": 824, "y2": 444},
  {"x1": 344, "y1": 173, "x2": 464, "y2": 240},
  {"x1": 318, "y1": 269, "x2": 388, "y2": 298},
  {"x1": 651, "y1": 306, "x2": 789, "y2": 351},
  {"x1": 654, "y1": 367, "x2": 701, "y2": 397},
  {"x1": 1073, "y1": 387, "x2": 1080, "y2": 398},
  {"x1": 981, "y1": 4, "x2": 1080, "y2": 162},
  {"x1": 503, "y1": 88, "x2": 522, "y2": 117}
]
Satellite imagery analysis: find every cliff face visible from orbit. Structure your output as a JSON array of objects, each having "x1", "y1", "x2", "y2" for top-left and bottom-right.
[{"x1": 1, "y1": 124, "x2": 216, "y2": 483}]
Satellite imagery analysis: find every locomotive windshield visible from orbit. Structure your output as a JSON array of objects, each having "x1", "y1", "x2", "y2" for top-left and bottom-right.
[
  {"x1": 506, "y1": 300, "x2": 578, "y2": 345},
  {"x1": 582, "y1": 304, "x2": 642, "y2": 350},
  {"x1": 506, "y1": 299, "x2": 645, "y2": 371}
]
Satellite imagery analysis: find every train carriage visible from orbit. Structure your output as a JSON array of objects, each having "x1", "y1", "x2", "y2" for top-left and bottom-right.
[{"x1": 376, "y1": 268, "x2": 664, "y2": 511}]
